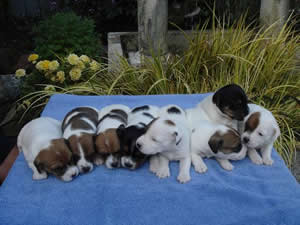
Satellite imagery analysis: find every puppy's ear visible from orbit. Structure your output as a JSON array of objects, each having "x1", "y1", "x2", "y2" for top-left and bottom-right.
[
  {"x1": 34, "y1": 155, "x2": 45, "y2": 174},
  {"x1": 208, "y1": 136, "x2": 224, "y2": 154},
  {"x1": 116, "y1": 124, "x2": 126, "y2": 138}
]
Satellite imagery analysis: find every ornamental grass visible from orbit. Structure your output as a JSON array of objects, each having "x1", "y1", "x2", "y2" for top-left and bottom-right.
[{"x1": 16, "y1": 18, "x2": 299, "y2": 168}]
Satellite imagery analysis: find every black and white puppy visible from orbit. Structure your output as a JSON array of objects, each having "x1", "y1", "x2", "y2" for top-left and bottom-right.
[
  {"x1": 62, "y1": 107, "x2": 99, "y2": 174},
  {"x1": 136, "y1": 105, "x2": 191, "y2": 183},
  {"x1": 117, "y1": 105, "x2": 159, "y2": 170},
  {"x1": 241, "y1": 104, "x2": 280, "y2": 166},
  {"x1": 96, "y1": 104, "x2": 130, "y2": 169},
  {"x1": 187, "y1": 84, "x2": 249, "y2": 131}
]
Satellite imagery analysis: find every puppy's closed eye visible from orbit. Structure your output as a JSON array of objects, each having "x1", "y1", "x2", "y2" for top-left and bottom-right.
[
  {"x1": 151, "y1": 137, "x2": 158, "y2": 142},
  {"x1": 258, "y1": 132, "x2": 263, "y2": 136}
]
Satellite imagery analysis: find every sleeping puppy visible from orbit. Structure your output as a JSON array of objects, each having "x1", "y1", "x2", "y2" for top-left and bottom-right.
[
  {"x1": 95, "y1": 104, "x2": 130, "y2": 169},
  {"x1": 191, "y1": 120, "x2": 247, "y2": 172},
  {"x1": 118, "y1": 105, "x2": 159, "y2": 170},
  {"x1": 187, "y1": 84, "x2": 249, "y2": 131},
  {"x1": 136, "y1": 105, "x2": 191, "y2": 183},
  {"x1": 241, "y1": 104, "x2": 280, "y2": 166},
  {"x1": 17, "y1": 117, "x2": 79, "y2": 182},
  {"x1": 62, "y1": 106, "x2": 99, "y2": 174}
]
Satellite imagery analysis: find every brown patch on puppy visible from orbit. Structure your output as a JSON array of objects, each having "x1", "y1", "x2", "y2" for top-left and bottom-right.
[
  {"x1": 245, "y1": 112, "x2": 260, "y2": 132},
  {"x1": 165, "y1": 119, "x2": 175, "y2": 126},
  {"x1": 62, "y1": 107, "x2": 98, "y2": 131},
  {"x1": 95, "y1": 128, "x2": 120, "y2": 154},
  {"x1": 68, "y1": 133, "x2": 95, "y2": 162},
  {"x1": 34, "y1": 138, "x2": 72, "y2": 177},
  {"x1": 209, "y1": 129, "x2": 242, "y2": 154}
]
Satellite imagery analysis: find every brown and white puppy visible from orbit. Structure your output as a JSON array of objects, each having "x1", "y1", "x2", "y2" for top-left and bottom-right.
[
  {"x1": 187, "y1": 84, "x2": 249, "y2": 131},
  {"x1": 95, "y1": 104, "x2": 130, "y2": 168},
  {"x1": 241, "y1": 104, "x2": 280, "y2": 166},
  {"x1": 62, "y1": 106, "x2": 99, "y2": 174},
  {"x1": 191, "y1": 120, "x2": 247, "y2": 172},
  {"x1": 17, "y1": 117, "x2": 79, "y2": 182}
]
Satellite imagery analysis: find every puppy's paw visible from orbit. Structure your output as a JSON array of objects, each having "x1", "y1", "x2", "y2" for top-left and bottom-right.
[
  {"x1": 93, "y1": 157, "x2": 104, "y2": 166},
  {"x1": 177, "y1": 173, "x2": 191, "y2": 183},
  {"x1": 194, "y1": 163, "x2": 208, "y2": 174},
  {"x1": 263, "y1": 158, "x2": 274, "y2": 166},
  {"x1": 250, "y1": 156, "x2": 263, "y2": 165},
  {"x1": 221, "y1": 162, "x2": 234, "y2": 171},
  {"x1": 33, "y1": 172, "x2": 47, "y2": 180},
  {"x1": 155, "y1": 167, "x2": 170, "y2": 178}
]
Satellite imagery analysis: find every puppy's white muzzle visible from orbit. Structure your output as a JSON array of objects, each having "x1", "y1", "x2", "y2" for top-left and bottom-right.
[{"x1": 60, "y1": 166, "x2": 79, "y2": 182}]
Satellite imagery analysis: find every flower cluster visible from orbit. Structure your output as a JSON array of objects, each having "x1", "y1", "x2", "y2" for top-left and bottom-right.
[{"x1": 15, "y1": 53, "x2": 101, "y2": 85}]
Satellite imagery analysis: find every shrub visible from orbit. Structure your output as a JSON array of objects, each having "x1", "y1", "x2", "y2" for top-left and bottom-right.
[{"x1": 33, "y1": 12, "x2": 101, "y2": 60}]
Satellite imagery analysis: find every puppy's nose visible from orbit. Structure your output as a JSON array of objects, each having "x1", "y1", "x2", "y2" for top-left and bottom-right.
[
  {"x1": 136, "y1": 142, "x2": 141, "y2": 149},
  {"x1": 71, "y1": 173, "x2": 77, "y2": 178},
  {"x1": 82, "y1": 166, "x2": 91, "y2": 173},
  {"x1": 111, "y1": 162, "x2": 119, "y2": 168},
  {"x1": 243, "y1": 137, "x2": 249, "y2": 144},
  {"x1": 124, "y1": 162, "x2": 133, "y2": 168}
]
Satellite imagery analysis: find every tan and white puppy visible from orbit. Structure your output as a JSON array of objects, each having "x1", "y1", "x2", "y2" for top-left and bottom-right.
[
  {"x1": 136, "y1": 105, "x2": 191, "y2": 183},
  {"x1": 191, "y1": 120, "x2": 247, "y2": 172},
  {"x1": 17, "y1": 117, "x2": 79, "y2": 182},
  {"x1": 241, "y1": 104, "x2": 280, "y2": 166},
  {"x1": 62, "y1": 106, "x2": 99, "y2": 174},
  {"x1": 186, "y1": 84, "x2": 249, "y2": 131},
  {"x1": 95, "y1": 104, "x2": 130, "y2": 168}
]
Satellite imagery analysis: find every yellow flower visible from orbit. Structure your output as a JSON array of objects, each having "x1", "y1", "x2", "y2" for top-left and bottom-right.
[
  {"x1": 80, "y1": 55, "x2": 90, "y2": 63},
  {"x1": 44, "y1": 85, "x2": 56, "y2": 92},
  {"x1": 77, "y1": 61, "x2": 85, "y2": 70},
  {"x1": 36, "y1": 60, "x2": 50, "y2": 71},
  {"x1": 69, "y1": 68, "x2": 82, "y2": 81},
  {"x1": 28, "y1": 54, "x2": 39, "y2": 63},
  {"x1": 49, "y1": 60, "x2": 60, "y2": 71},
  {"x1": 15, "y1": 69, "x2": 26, "y2": 78},
  {"x1": 67, "y1": 54, "x2": 80, "y2": 65},
  {"x1": 90, "y1": 60, "x2": 100, "y2": 71},
  {"x1": 56, "y1": 71, "x2": 65, "y2": 83}
]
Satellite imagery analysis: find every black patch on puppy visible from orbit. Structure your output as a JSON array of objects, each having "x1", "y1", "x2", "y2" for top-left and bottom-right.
[
  {"x1": 143, "y1": 112, "x2": 155, "y2": 119},
  {"x1": 212, "y1": 84, "x2": 249, "y2": 121},
  {"x1": 98, "y1": 113, "x2": 127, "y2": 125},
  {"x1": 117, "y1": 125, "x2": 149, "y2": 169},
  {"x1": 110, "y1": 109, "x2": 128, "y2": 121},
  {"x1": 132, "y1": 105, "x2": 149, "y2": 113},
  {"x1": 167, "y1": 106, "x2": 181, "y2": 114}
]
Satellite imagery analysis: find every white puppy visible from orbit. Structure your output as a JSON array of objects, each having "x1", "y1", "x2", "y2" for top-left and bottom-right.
[
  {"x1": 96, "y1": 104, "x2": 130, "y2": 168},
  {"x1": 62, "y1": 106, "x2": 99, "y2": 174},
  {"x1": 136, "y1": 105, "x2": 191, "y2": 183},
  {"x1": 241, "y1": 104, "x2": 280, "y2": 166},
  {"x1": 191, "y1": 120, "x2": 247, "y2": 172},
  {"x1": 17, "y1": 117, "x2": 79, "y2": 182}
]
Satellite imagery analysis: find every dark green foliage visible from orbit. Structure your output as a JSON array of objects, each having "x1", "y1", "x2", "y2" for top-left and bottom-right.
[{"x1": 33, "y1": 12, "x2": 100, "y2": 60}]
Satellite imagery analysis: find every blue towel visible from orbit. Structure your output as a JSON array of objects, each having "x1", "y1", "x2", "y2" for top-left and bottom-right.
[{"x1": 1, "y1": 93, "x2": 300, "y2": 225}]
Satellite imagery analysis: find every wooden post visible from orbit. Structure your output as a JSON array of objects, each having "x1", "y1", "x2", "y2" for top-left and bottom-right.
[
  {"x1": 138, "y1": 0, "x2": 168, "y2": 57},
  {"x1": 260, "y1": 0, "x2": 290, "y2": 31}
]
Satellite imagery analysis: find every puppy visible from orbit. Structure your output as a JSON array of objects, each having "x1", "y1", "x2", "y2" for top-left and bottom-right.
[
  {"x1": 187, "y1": 84, "x2": 249, "y2": 131},
  {"x1": 118, "y1": 105, "x2": 159, "y2": 170},
  {"x1": 17, "y1": 117, "x2": 79, "y2": 182},
  {"x1": 241, "y1": 104, "x2": 280, "y2": 166},
  {"x1": 95, "y1": 104, "x2": 130, "y2": 169},
  {"x1": 136, "y1": 105, "x2": 191, "y2": 183},
  {"x1": 191, "y1": 120, "x2": 247, "y2": 172},
  {"x1": 62, "y1": 106, "x2": 99, "y2": 174}
]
